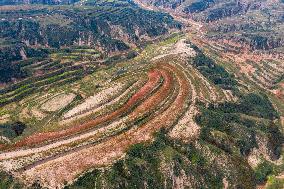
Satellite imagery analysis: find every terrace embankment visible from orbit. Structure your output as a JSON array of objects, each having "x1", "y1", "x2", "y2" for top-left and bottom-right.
[
  {"x1": 0, "y1": 61, "x2": 192, "y2": 188},
  {"x1": 10, "y1": 69, "x2": 162, "y2": 148},
  {"x1": 0, "y1": 38, "x2": 241, "y2": 188}
]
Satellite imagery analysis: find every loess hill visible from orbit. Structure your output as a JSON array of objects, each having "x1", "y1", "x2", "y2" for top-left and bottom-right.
[{"x1": 0, "y1": 0, "x2": 283, "y2": 189}]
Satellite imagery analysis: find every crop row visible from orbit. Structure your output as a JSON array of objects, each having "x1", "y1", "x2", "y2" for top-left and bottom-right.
[
  {"x1": 0, "y1": 64, "x2": 94, "y2": 107},
  {"x1": 0, "y1": 63, "x2": 82, "y2": 95},
  {"x1": 0, "y1": 61, "x2": 219, "y2": 187},
  {"x1": 246, "y1": 59, "x2": 284, "y2": 89},
  {"x1": 0, "y1": 62, "x2": 187, "y2": 187},
  {"x1": 62, "y1": 80, "x2": 137, "y2": 124},
  {"x1": 16, "y1": 62, "x2": 191, "y2": 186},
  {"x1": 0, "y1": 66, "x2": 178, "y2": 172},
  {"x1": 10, "y1": 69, "x2": 163, "y2": 148}
]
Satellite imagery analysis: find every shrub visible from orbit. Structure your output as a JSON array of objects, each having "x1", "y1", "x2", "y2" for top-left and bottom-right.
[
  {"x1": 266, "y1": 176, "x2": 284, "y2": 189},
  {"x1": 190, "y1": 52, "x2": 237, "y2": 90},
  {"x1": 254, "y1": 161, "x2": 274, "y2": 184}
]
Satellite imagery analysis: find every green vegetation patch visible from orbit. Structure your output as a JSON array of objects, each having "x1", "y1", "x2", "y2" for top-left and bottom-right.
[
  {"x1": 66, "y1": 130, "x2": 255, "y2": 189},
  {"x1": 189, "y1": 46, "x2": 238, "y2": 91},
  {"x1": 0, "y1": 121, "x2": 26, "y2": 140},
  {"x1": 196, "y1": 92, "x2": 283, "y2": 157},
  {"x1": 0, "y1": 171, "x2": 23, "y2": 189},
  {"x1": 254, "y1": 158, "x2": 284, "y2": 185}
]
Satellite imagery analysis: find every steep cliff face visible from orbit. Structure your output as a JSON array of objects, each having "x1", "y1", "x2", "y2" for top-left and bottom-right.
[
  {"x1": 138, "y1": 0, "x2": 252, "y2": 20},
  {"x1": 0, "y1": 1, "x2": 181, "y2": 82},
  {"x1": 0, "y1": 5, "x2": 180, "y2": 51},
  {"x1": 136, "y1": 0, "x2": 284, "y2": 51},
  {"x1": 197, "y1": 1, "x2": 250, "y2": 22},
  {"x1": 137, "y1": 0, "x2": 274, "y2": 18}
]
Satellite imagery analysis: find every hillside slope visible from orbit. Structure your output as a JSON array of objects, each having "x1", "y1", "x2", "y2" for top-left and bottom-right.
[
  {"x1": 137, "y1": 0, "x2": 284, "y2": 51},
  {"x1": 0, "y1": 1, "x2": 283, "y2": 189},
  {"x1": 0, "y1": 0, "x2": 181, "y2": 83}
]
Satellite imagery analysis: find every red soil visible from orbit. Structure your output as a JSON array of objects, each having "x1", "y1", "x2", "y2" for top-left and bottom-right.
[
  {"x1": 20, "y1": 63, "x2": 191, "y2": 187},
  {"x1": 13, "y1": 69, "x2": 162, "y2": 148},
  {"x1": 129, "y1": 68, "x2": 174, "y2": 118}
]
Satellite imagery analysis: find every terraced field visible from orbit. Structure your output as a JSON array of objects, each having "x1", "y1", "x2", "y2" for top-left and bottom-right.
[
  {"x1": 0, "y1": 37, "x2": 240, "y2": 188},
  {"x1": 0, "y1": 56, "x2": 95, "y2": 107},
  {"x1": 188, "y1": 32, "x2": 284, "y2": 115},
  {"x1": 245, "y1": 60, "x2": 284, "y2": 90},
  {"x1": 0, "y1": 1, "x2": 282, "y2": 188},
  {"x1": 205, "y1": 40, "x2": 284, "y2": 92}
]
